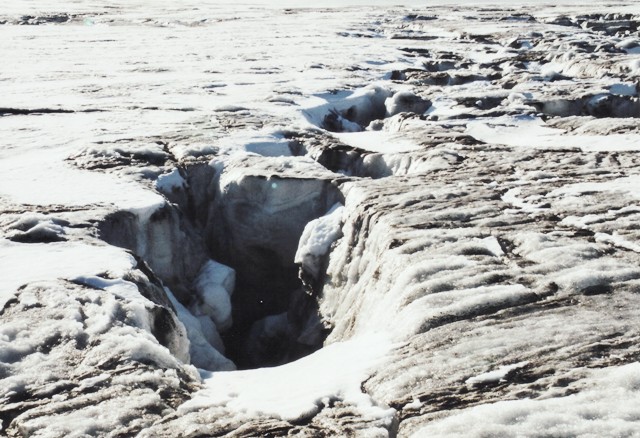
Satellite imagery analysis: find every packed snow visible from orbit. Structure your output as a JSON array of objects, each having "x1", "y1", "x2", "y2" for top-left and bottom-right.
[
  {"x1": 295, "y1": 203, "x2": 345, "y2": 278},
  {"x1": 182, "y1": 334, "x2": 395, "y2": 424},
  {"x1": 0, "y1": 240, "x2": 137, "y2": 308}
]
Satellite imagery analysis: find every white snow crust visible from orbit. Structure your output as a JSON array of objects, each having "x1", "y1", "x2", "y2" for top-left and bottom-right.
[
  {"x1": 182, "y1": 334, "x2": 394, "y2": 423},
  {"x1": 155, "y1": 168, "x2": 187, "y2": 193},
  {"x1": 0, "y1": 239, "x2": 136, "y2": 309},
  {"x1": 193, "y1": 260, "x2": 235, "y2": 332},
  {"x1": 295, "y1": 203, "x2": 345, "y2": 277},
  {"x1": 467, "y1": 117, "x2": 640, "y2": 152}
]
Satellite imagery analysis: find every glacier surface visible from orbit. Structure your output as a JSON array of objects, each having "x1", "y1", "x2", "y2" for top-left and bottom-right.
[{"x1": 2, "y1": 0, "x2": 640, "y2": 437}]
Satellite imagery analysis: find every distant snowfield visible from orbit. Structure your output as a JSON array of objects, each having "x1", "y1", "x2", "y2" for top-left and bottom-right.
[
  {"x1": 2, "y1": 0, "x2": 640, "y2": 436},
  {"x1": 0, "y1": 0, "x2": 590, "y2": 10}
]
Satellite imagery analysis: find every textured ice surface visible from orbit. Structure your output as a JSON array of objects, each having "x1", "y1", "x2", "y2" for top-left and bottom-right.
[
  {"x1": 3, "y1": 0, "x2": 640, "y2": 436},
  {"x1": 414, "y1": 363, "x2": 640, "y2": 438}
]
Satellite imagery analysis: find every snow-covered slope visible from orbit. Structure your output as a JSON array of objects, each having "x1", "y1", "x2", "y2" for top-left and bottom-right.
[{"x1": 2, "y1": 1, "x2": 640, "y2": 437}]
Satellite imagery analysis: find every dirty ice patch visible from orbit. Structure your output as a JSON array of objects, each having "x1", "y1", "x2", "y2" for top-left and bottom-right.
[
  {"x1": 3, "y1": 214, "x2": 67, "y2": 243},
  {"x1": 467, "y1": 117, "x2": 640, "y2": 152},
  {"x1": 0, "y1": 148, "x2": 164, "y2": 212},
  {"x1": 412, "y1": 362, "x2": 640, "y2": 438},
  {"x1": 180, "y1": 333, "x2": 395, "y2": 423},
  {"x1": 0, "y1": 239, "x2": 136, "y2": 309}
]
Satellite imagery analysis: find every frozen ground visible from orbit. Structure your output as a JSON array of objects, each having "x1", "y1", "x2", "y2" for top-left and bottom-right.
[{"x1": 2, "y1": 1, "x2": 640, "y2": 437}]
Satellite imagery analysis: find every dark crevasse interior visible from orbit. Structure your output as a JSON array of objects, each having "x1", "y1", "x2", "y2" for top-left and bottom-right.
[{"x1": 98, "y1": 162, "x2": 342, "y2": 370}]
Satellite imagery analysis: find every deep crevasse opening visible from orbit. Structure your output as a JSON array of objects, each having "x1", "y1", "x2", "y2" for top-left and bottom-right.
[{"x1": 99, "y1": 155, "x2": 345, "y2": 371}]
